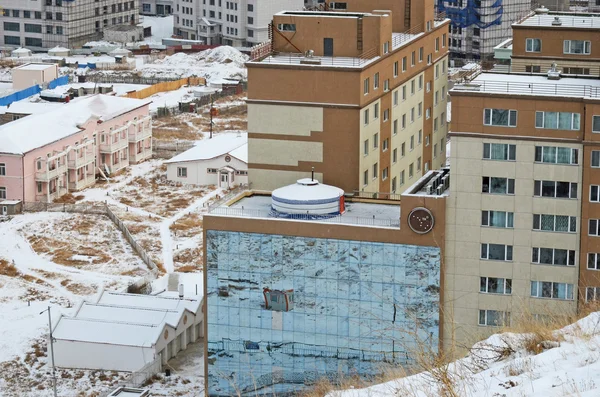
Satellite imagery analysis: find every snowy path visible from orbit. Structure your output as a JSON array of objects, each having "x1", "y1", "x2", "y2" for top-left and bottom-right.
[{"x1": 160, "y1": 188, "x2": 222, "y2": 273}]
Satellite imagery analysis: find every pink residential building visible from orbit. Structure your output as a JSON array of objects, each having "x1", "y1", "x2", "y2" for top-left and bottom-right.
[{"x1": 0, "y1": 94, "x2": 152, "y2": 203}]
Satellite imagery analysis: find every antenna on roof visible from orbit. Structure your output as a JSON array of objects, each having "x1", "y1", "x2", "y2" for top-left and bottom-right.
[{"x1": 311, "y1": 167, "x2": 314, "y2": 182}]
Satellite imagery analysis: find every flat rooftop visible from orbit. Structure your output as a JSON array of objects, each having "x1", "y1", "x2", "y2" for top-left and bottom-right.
[
  {"x1": 15, "y1": 63, "x2": 54, "y2": 71},
  {"x1": 516, "y1": 11, "x2": 600, "y2": 29},
  {"x1": 451, "y1": 72, "x2": 600, "y2": 99},
  {"x1": 209, "y1": 194, "x2": 401, "y2": 228}
]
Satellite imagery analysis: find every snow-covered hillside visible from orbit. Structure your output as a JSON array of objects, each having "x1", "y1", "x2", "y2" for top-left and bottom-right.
[{"x1": 329, "y1": 313, "x2": 600, "y2": 397}]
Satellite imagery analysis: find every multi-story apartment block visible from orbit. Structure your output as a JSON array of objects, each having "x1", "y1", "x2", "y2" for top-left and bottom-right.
[
  {"x1": 446, "y1": 69, "x2": 600, "y2": 350},
  {"x1": 246, "y1": 0, "x2": 450, "y2": 194},
  {"x1": 510, "y1": 9, "x2": 600, "y2": 76},
  {"x1": 0, "y1": 95, "x2": 151, "y2": 203},
  {"x1": 172, "y1": 0, "x2": 303, "y2": 46},
  {"x1": 0, "y1": 0, "x2": 140, "y2": 50},
  {"x1": 436, "y1": 0, "x2": 531, "y2": 62},
  {"x1": 139, "y1": 0, "x2": 173, "y2": 15}
]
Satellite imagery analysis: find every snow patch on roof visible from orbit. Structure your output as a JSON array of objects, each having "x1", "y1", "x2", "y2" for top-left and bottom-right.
[{"x1": 165, "y1": 132, "x2": 247, "y2": 164}]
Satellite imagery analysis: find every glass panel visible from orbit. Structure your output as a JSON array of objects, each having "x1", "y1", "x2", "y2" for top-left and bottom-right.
[
  {"x1": 505, "y1": 279, "x2": 512, "y2": 294},
  {"x1": 481, "y1": 211, "x2": 489, "y2": 226},
  {"x1": 492, "y1": 109, "x2": 509, "y2": 126},
  {"x1": 491, "y1": 144, "x2": 507, "y2": 160},
  {"x1": 573, "y1": 113, "x2": 580, "y2": 130},
  {"x1": 535, "y1": 112, "x2": 544, "y2": 128},
  {"x1": 587, "y1": 287, "x2": 595, "y2": 302},
  {"x1": 542, "y1": 146, "x2": 556, "y2": 163},
  {"x1": 532, "y1": 248, "x2": 539, "y2": 262},
  {"x1": 479, "y1": 310, "x2": 486, "y2": 325},
  {"x1": 553, "y1": 249, "x2": 567, "y2": 265},
  {"x1": 488, "y1": 278, "x2": 501, "y2": 293},
  {"x1": 541, "y1": 215, "x2": 555, "y2": 231},
  {"x1": 558, "y1": 113, "x2": 573, "y2": 130},
  {"x1": 531, "y1": 281, "x2": 538, "y2": 296},
  {"x1": 541, "y1": 282, "x2": 552, "y2": 298},
  {"x1": 507, "y1": 213, "x2": 514, "y2": 228},
  {"x1": 588, "y1": 253, "x2": 596, "y2": 269},
  {"x1": 592, "y1": 151, "x2": 600, "y2": 167},
  {"x1": 480, "y1": 277, "x2": 486, "y2": 292},
  {"x1": 489, "y1": 211, "x2": 507, "y2": 227},
  {"x1": 542, "y1": 181, "x2": 555, "y2": 197},
  {"x1": 556, "y1": 182, "x2": 570, "y2": 198},
  {"x1": 540, "y1": 248, "x2": 553, "y2": 264},
  {"x1": 593, "y1": 116, "x2": 600, "y2": 132},
  {"x1": 556, "y1": 147, "x2": 571, "y2": 164},
  {"x1": 483, "y1": 143, "x2": 490, "y2": 159},
  {"x1": 555, "y1": 215, "x2": 569, "y2": 232},
  {"x1": 481, "y1": 244, "x2": 488, "y2": 258},
  {"x1": 554, "y1": 283, "x2": 566, "y2": 299},
  {"x1": 544, "y1": 112, "x2": 558, "y2": 129},
  {"x1": 488, "y1": 244, "x2": 506, "y2": 260},
  {"x1": 593, "y1": 186, "x2": 599, "y2": 202},
  {"x1": 490, "y1": 178, "x2": 507, "y2": 194},
  {"x1": 535, "y1": 146, "x2": 543, "y2": 162}
]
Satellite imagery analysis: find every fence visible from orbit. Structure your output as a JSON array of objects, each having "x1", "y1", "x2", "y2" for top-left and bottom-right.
[
  {"x1": 98, "y1": 357, "x2": 162, "y2": 397},
  {"x1": 205, "y1": 183, "x2": 251, "y2": 212},
  {"x1": 85, "y1": 75, "x2": 185, "y2": 85},
  {"x1": 152, "y1": 140, "x2": 195, "y2": 158},
  {"x1": 453, "y1": 79, "x2": 600, "y2": 98},
  {"x1": 22, "y1": 201, "x2": 160, "y2": 277},
  {"x1": 351, "y1": 190, "x2": 402, "y2": 201},
  {"x1": 0, "y1": 74, "x2": 70, "y2": 106},
  {"x1": 153, "y1": 86, "x2": 243, "y2": 117}
]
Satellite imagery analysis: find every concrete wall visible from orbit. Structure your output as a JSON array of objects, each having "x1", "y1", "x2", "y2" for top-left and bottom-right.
[{"x1": 12, "y1": 64, "x2": 58, "y2": 91}]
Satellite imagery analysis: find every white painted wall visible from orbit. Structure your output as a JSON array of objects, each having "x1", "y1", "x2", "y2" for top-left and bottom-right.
[{"x1": 166, "y1": 153, "x2": 248, "y2": 186}]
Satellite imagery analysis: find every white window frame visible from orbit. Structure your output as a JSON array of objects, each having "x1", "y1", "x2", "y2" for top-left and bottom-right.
[
  {"x1": 526, "y1": 38, "x2": 541, "y2": 52},
  {"x1": 586, "y1": 286, "x2": 600, "y2": 302},
  {"x1": 531, "y1": 247, "x2": 576, "y2": 266},
  {"x1": 534, "y1": 180, "x2": 578, "y2": 199},
  {"x1": 481, "y1": 210, "x2": 514, "y2": 228},
  {"x1": 532, "y1": 214, "x2": 577, "y2": 233},
  {"x1": 563, "y1": 39, "x2": 591, "y2": 55},
  {"x1": 589, "y1": 219, "x2": 600, "y2": 236},
  {"x1": 482, "y1": 176, "x2": 515, "y2": 195},
  {"x1": 0, "y1": 163, "x2": 5, "y2": 176},
  {"x1": 535, "y1": 111, "x2": 580, "y2": 130},
  {"x1": 0, "y1": 187, "x2": 5, "y2": 199},
  {"x1": 480, "y1": 277, "x2": 512, "y2": 294},
  {"x1": 531, "y1": 281, "x2": 574, "y2": 300},
  {"x1": 480, "y1": 243, "x2": 513, "y2": 261},
  {"x1": 591, "y1": 185, "x2": 600, "y2": 202},
  {"x1": 592, "y1": 115, "x2": 600, "y2": 133},
  {"x1": 177, "y1": 167, "x2": 187, "y2": 178},
  {"x1": 484, "y1": 108, "x2": 517, "y2": 127},
  {"x1": 588, "y1": 253, "x2": 600, "y2": 270},
  {"x1": 478, "y1": 310, "x2": 510, "y2": 327},
  {"x1": 534, "y1": 146, "x2": 578, "y2": 165}
]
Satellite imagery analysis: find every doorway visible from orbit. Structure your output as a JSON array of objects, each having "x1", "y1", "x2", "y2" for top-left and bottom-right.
[
  {"x1": 220, "y1": 173, "x2": 229, "y2": 189},
  {"x1": 324, "y1": 38, "x2": 333, "y2": 56}
]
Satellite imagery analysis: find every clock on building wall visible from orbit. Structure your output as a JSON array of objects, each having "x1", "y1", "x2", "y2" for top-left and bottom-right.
[
  {"x1": 408, "y1": 207, "x2": 435, "y2": 234},
  {"x1": 225, "y1": 155, "x2": 231, "y2": 163}
]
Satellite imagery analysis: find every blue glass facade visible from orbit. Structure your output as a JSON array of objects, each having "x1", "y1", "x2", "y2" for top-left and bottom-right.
[{"x1": 206, "y1": 230, "x2": 441, "y2": 396}]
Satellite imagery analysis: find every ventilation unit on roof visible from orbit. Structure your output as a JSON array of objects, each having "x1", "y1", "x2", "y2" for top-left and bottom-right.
[
  {"x1": 548, "y1": 62, "x2": 561, "y2": 80},
  {"x1": 535, "y1": 7, "x2": 549, "y2": 14},
  {"x1": 552, "y1": 16, "x2": 562, "y2": 26}
]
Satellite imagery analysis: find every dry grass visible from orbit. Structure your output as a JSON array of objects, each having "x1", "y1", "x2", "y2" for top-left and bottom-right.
[
  {"x1": 174, "y1": 248, "x2": 203, "y2": 268},
  {"x1": 28, "y1": 235, "x2": 112, "y2": 267},
  {"x1": 0, "y1": 259, "x2": 19, "y2": 277},
  {"x1": 213, "y1": 118, "x2": 248, "y2": 132},
  {"x1": 176, "y1": 264, "x2": 200, "y2": 273},
  {"x1": 170, "y1": 214, "x2": 203, "y2": 233},
  {"x1": 152, "y1": 117, "x2": 200, "y2": 141},
  {"x1": 53, "y1": 193, "x2": 85, "y2": 204}
]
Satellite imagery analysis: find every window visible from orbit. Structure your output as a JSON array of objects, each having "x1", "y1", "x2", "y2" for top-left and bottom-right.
[
  {"x1": 25, "y1": 37, "x2": 42, "y2": 47},
  {"x1": 46, "y1": 12, "x2": 52, "y2": 20},
  {"x1": 3, "y1": 22, "x2": 20, "y2": 32},
  {"x1": 363, "y1": 109, "x2": 369, "y2": 125},
  {"x1": 481, "y1": 211, "x2": 514, "y2": 228},
  {"x1": 372, "y1": 163, "x2": 378, "y2": 179},
  {"x1": 363, "y1": 78, "x2": 369, "y2": 95},
  {"x1": 479, "y1": 310, "x2": 510, "y2": 326},
  {"x1": 401, "y1": 143, "x2": 405, "y2": 157},
  {"x1": 417, "y1": 157, "x2": 421, "y2": 171},
  {"x1": 37, "y1": 182, "x2": 42, "y2": 193},
  {"x1": 442, "y1": 33, "x2": 446, "y2": 47},
  {"x1": 393, "y1": 61, "x2": 398, "y2": 77},
  {"x1": 363, "y1": 170, "x2": 368, "y2": 186},
  {"x1": 533, "y1": 214, "x2": 576, "y2": 233},
  {"x1": 402, "y1": 86, "x2": 406, "y2": 101},
  {"x1": 177, "y1": 167, "x2": 187, "y2": 177},
  {"x1": 410, "y1": 135, "x2": 414, "y2": 150},
  {"x1": 589, "y1": 219, "x2": 600, "y2": 236},
  {"x1": 0, "y1": 163, "x2": 4, "y2": 176},
  {"x1": 526, "y1": 38, "x2": 542, "y2": 52},
  {"x1": 591, "y1": 150, "x2": 600, "y2": 168},
  {"x1": 534, "y1": 180, "x2": 577, "y2": 199},
  {"x1": 363, "y1": 139, "x2": 369, "y2": 156},
  {"x1": 418, "y1": 130, "x2": 422, "y2": 144},
  {"x1": 482, "y1": 177, "x2": 515, "y2": 195},
  {"x1": 392, "y1": 148, "x2": 397, "y2": 163},
  {"x1": 564, "y1": 40, "x2": 591, "y2": 55},
  {"x1": 47, "y1": 25, "x2": 53, "y2": 34},
  {"x1": 526, "y1": 65, "x2": 542, "y2": 73},
  {"x1": 535, "y1": 146, "x2": 578, "y2": 164},
  {"x1": 425, "y1": 108, "x2": 430, "y2": 119},
  {"x1": 400, "y1": 170, "x2": 405, "y2": 185},
  {"x1": 535, "y1": 111, "x2": 580, "y2": 130},
  {"x1": 426, "y1": 81, "x2": 431, "y2": 92},
  {"x1": 435, "y1": 37, "x2": 440, "y2": 52},
  {"x1": 277, "y1": 24, "x2": 296, "y2": 32},
  {"x1": 411, "y1": 51, "x2": 415, "y2": 66},
  {"x1": 383, "y1": 109, "x2": 389, "y2": 122},
  {"x1": 401, "y1": 114, "x2": 406, "y2": 129},
  {"x1": 410, "y1": 108, "x2": 414, "y2": 123},
  {"x1": 419, "y1": 47, "x2": 423, "y2": 62},
  {"x1": 418, "y1": 103, "x2": 422, "y2": 118},
  {"x1": 592, "y1": 116, "x2": 600, "y2": 133},
  {"x1": 56, "y1": 26, "x2": 63, "y2": 35},
  {"x1": 374, "y1": 103, "x2": 379, "y2": 119},
  {"x1": 383, "y1": 138, "x2": 389, "y2": 151},
  {"x1": 418, "y1": 75, "x2": 423, "y2": 90},
  {"x1": 591, "y1": 185, "x2": 600, "y2": 202},
  {"x1": 374, "y1": 73, "x2": 379, "y2": 90},
  {"x1": 481, "y1": 243, "x2": 513, "y2": 261},
  {"x1": 56, "y1": 12, "x2": 62, "y2": 21},
  {"x1": 588, "y1": 253, "x2": 600, "y2": 270},
  {"x1": 35, "y1": 11, "x2": 42, "y2": 19},
  {"x1": 384, "y1": 79, "x2": 389, "y2": 92},
  {"x1": 373, "y1": 133, "x2": 378, "y2": 148},
  {"x1": 248, "y1": 4, "x2": 253, "y2": 11},
  {"x1": 402, "y1": 57, "x2": 407, "y2": 72},
  {"x1": 12, "y1": 10, "x2": 19, "y2": 17},
  {"x1": 483, "y1": 144, "x2": 516, "y2": 161},
  {"x1": 24, "y1": 24, "x2": 42, "y2": 33},
  {"x1": 24, "y1": 11, "x2": 30, "y2": 18},
  {"x1": 392, "y1": 177, "x2": 397, "y2": 193},
  {"x1": 382, "y1": 167, "x2": 388, "y2": 180},
  {"x1": 484, "y1": 109, "x2": 517, "y2": 127},
  {"x1": 207, "y1": 168, "x2": 218, "y2": 174},
  {"x1": 0, "y1": 187, "x2": 5, "y2": 199},
  {"x1": 409, "y1": 163, "x2": 414, "y2": 178},
  {"x1": 586, "y1": 287, "x2": 600, "y2": 302},
  {"x1": 427, "y1": 54, "x2": 432, "y2": 64},
  {"x1": 532, "y1": 247, "x2": 576, "y2": 266},
  {"x1": 383, "y1": 41, "x2": 389, "y2": 54},
  {"x1": 393, "y1": 119, "x2": 398, "y2": 135},
  {"x1": 393, "y1": 90, "x2": 398, "y2": 106},
  {"x1": 435, "y1": 64, "x2": 439, "y2": 79},
  {"x1": 425, "y1": 135, "x2": 430, "y2": 146},
  {"x1": 435, "y1": 91, "x2": 439, "y2": 106},
  {"x1": 480, "y1": 277, "x2": 512, "y2": 294},
  {"x1": 531, "y1": 281, "x2": 574, "y2": 300},
  {"x1": 411, "y1": 80, "x2": 415, "y2": 95}
]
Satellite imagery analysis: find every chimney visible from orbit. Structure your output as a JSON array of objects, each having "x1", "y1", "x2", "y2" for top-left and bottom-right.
[{"x1": 178, "y1": 284, "x2": 184, "y2": 299}]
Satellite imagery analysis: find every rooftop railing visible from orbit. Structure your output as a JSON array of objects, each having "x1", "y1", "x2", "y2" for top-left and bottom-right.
[
  {"x1": 453, "y1": 79, "x2": 600, "y2": 98},
  {"x1": 256, "y1": 48, "x2": 379, "y2": 68},
  {"x1": 208, "y1": 207, "x2": 400, "y2": 228},
  {"x1": 520, "y1": 14, "x2": 600, "y2": 28}
]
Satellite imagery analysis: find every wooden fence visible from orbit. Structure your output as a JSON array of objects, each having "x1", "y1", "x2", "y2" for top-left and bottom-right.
[
  {"x1": 22, "y1": 202, "x2": 159, "y2": 280},
  {"x1": 122, "y1": 77, "x2": 207, "y2": 100}
]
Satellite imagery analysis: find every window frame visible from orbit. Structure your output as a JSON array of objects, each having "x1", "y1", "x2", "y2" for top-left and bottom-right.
[
  {"x1": 480, "y1": 243, "x2": 513, "y2": 261},
  {"x1": 481, "y1": 210, "x2": 514, "y2": 228},
  {"x1": 482, "y1": 176, "x2": 515, "y2": 195},
  {"x1": 535, "y1": 111, "x2": 580, "y2": 130},
  {"x1": 480, "y1": 277, "x2": 512, "y2": 294},
  {"x1": 483, "y1": 108, "x2": 518, "y2": 127},
  {"x1": 534, "y1": 180, "x2": 578, "y2": 199},
  {"x1": 526, "y1": 38, "x2": 541, "y2": 52},
  {"x1": 532, "y1": 214, "x2": 577, "y2": 233},
  {"x1": 531, "y1": 281, "x2": 574, "y2": 300},
  {"x1": 531, "y1": 247, "x2": 576, "y2": 266},
  {"x1": 534, "y1": 146, "x2": 578, "y2": 165},
  {"x1": 483, "y1": 143, "x2": 516, "y2": 161}
]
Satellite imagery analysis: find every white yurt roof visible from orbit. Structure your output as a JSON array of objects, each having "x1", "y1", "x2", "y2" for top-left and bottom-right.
[
  {"x1": 272, "y1": 179, "x2": 344, "y2": 203},
  {"x1": 48, "y1": 46, "x2": 70, "y2": 55},
  {"x1": 109, "y1": 48, "x2": 132, "y2": 56},
  {"x1": 12, "y1": 47, "x2": 32, "y2": 57}
]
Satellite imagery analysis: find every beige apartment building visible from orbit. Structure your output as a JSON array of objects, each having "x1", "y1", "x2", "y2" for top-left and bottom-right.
[
  {"x1": 511, "y1": 9, "x2": 600, "y2": 76},
  {"x1": 246, "y1": 0, "x2": 450, "y2": 194}
]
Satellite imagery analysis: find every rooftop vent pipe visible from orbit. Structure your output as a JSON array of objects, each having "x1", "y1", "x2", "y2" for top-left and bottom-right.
[{"x1": 552, "y1": 16, "x2": 562, "y2": 26}]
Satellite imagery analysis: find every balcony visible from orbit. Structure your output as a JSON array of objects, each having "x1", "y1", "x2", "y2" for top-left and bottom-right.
[
  {"x1": 128, "y1": 116, "x2": 152, "y2": 142},
  {"x1": 68, "y1": 173, "x2": 96, "y2": 191},
  {"x1": 36, "y1": 186, "x2": 68, "y2": 203},
  {"x1": 108, "y1": 155, "x2": 129, "y2": 174},
  {"x1": 67, "y1": 142, "x2": 96, "y2": 169},
  {"x1": 35, "y1": 162, "x2": 67, "y2": 182},
  {"x1": 130, "y1": 146, "x2": 153, "y2": 164},
  {"x1": 99, "y1": 130, "x2": 129, "y2": 153}
]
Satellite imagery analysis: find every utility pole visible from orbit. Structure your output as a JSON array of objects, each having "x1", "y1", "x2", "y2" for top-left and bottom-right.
[
  {"x1": 40, "y1": 306, "x2": 57, "y2": 397},
  {"x1": 209, "y1": 94, "x2": 214, "y2": 139}
]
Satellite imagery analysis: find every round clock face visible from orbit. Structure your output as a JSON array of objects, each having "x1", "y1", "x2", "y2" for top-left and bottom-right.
[
  {"x1": 225, "y1": 155, "x2": 231, "y2": 163},
  {"x1": 408, "y1": 207, "x2": 435, "y2": 234}
]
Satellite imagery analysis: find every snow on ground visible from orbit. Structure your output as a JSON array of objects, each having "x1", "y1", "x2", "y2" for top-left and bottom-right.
[
  {"x1": 329, "y1": 312, "x2": 600, "y2": 397},
  {"x1": 149, "y1": 85, "x2": 196, "y2": 111},
  {"x1": 140, "y1": 15, "x2": 174, "y2": 44},
  {"x1": 138, "y1": 46, "x2": 248, "y2": 81}
]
